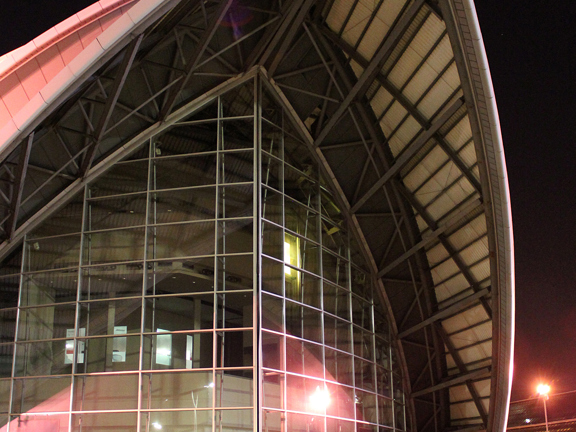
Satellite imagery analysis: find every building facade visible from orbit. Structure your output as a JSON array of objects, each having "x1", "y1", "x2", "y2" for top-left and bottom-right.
[{"x1": 0, "y1": 1, "x2": 514, "y2": 431}]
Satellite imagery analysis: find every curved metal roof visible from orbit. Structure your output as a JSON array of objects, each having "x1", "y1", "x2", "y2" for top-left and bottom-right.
[{"x1": 0, "y1": 1, "x2": 514, "y2": 431}]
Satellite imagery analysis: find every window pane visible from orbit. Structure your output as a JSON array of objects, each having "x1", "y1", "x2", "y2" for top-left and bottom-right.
[
  {"x1": 217, "y1": 219, "x2": 253, "y2": 254},
  {"x1": 216, "y1": 330, "x2": 252, "y2": 367},
  {"x1": 145, "y1": 294, "x2": 214, "y2": 332},
  {"x1": 18, "y1": 303, "x2": 76, "y2": 341},
  {"x1": 215, "y1": 369, "x2": 253, "y2": 407},
  {"x1": 150, "y1": 222, "x2": 215, "y2": 259},
  {"x1": 15, "y1": 341, "x2": 72, "y2": 376},
  {"x1": 142, "y1": 371, "x2": 213, "y2": 409},
  {"x1": 25, "y1": 234, "x2": 81, "y2": 272},
  {"x1": 216, "y1": 292, "x2": 253, "y2": 329},
  {"x1": 79, "y1": 299, "x2": 141, "y2": 336},
  {"x1": 152, "y1": 187, "x2": 216, "y2": 224},
  {"x1": 216, "y1": 254, "x2": 253, "y2": 291},
  {"x1": 141, "y1": 410, "x2": 212, "y2": 432},
  {"x1": 219, "y1": 184, "x2": 253, "y2": 218},
  {"x1": 12, "y1": 377, "x2": 71, "y2": 413},
  {"x1": 73, "y1": 374, "x2": 138, "y2": 410},
  {"x1": 84, "y1": 228, "x2": 145, "y2": 264},
  {"x1": 87, "y1": 194, "x2": 147, "y2": 231},
  {"x1": 81, "y1": 264, "x2": 142, "y2": 300},
  {"x1": 72, "y1": 412, "x2": 137, "y2": 431},
  {"x1": 155, "y1": 154, "x2": 217, "y2": 189},
  {"x1": 147, "y1": 332, "x2": 213, "y2": 371},
  {"x1": 77, "y1": 335, "x2": 140, "y2": 373},
  {"x1": 146, "y1": 258, "x2": 215, "y2": 295}
]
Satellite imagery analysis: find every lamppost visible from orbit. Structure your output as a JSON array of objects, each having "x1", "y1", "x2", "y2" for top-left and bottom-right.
[{"x1": 536, "y1": 384, "x2": 551, "y2": 432}]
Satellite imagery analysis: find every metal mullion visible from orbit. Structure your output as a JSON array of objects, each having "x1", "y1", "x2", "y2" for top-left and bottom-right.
[{"x1": 254, "y1": 73, "x2": 261, "y2": 432}]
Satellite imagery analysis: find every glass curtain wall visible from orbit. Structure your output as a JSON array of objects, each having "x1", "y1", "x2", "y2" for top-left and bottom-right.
[{"x1": 0, "y1": 76, "x2": 405, "y2": 432}]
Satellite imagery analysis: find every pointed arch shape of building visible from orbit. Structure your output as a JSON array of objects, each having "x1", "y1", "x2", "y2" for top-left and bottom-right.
[{"x1": 0, "y1": 1, "x2": 513, "y2": 432}]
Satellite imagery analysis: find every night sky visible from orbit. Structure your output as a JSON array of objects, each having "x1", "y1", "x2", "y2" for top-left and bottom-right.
[{"x1": 1, "y1": 0, "x2": 575, "y2": 402}]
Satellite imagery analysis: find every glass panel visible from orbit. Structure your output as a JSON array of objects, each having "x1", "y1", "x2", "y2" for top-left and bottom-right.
[
  {"x1": 375, "y1": 337, "x2": 390, "y2": 370},
  {"x1": 81, "y1": 264, "x2": 143, "y2": 300},
  {"x1": 79, "y1": 299, "x2": 141, "y2": 336},
  {"x1": 285, "y1": 198, "x2": 318, "y2": 242},
  {"x1": 15, "y1": 341, "x2": 72, "y2": 376},
  {"x1": 262, "y1": 257, "x2": 283, "y2": 295},
  {"x1": 12, "y1": 377, "x2": 71, "y2": 413},
  {"x1": 395, "y1": 402, "x2": 405, "y2": 430},
  {"x1": 141, "y1": 410, "x2": 212, "y2": 432},
  {"x1": 286, "y1": 337, "x2": 324, "y2": 379},
  {"x1": 219, "y1": 184, "x2": 253, "y2": 218},
  {"x1": 217, "y1": 219, "x2": 253, "y2": 254},
  {"x1": 0, "y1": 345, "x2": 14, "y2": 378},
  {"x1": 72, "y1": 412, "x2": 137, "y2": 431},
  {"x1": 352, "y1": 297, "x2": 373, "y2": 331},
  {"x1": 152, "y1": 187, "x2": 216, "y2": 224},
  {"x1": 0, "y1": 309, "x2": 16, "y2": 344},
  {"x1": 222, "y1": 119, "x2": 254, "y2": 150},
  {"x1": 145, "y1": 294, "x2": 214, "y2": 332},
  {"x1": 0, "y1": 275, "x2": 20, "y2": 308},
  {"x1": 324, "y1": 282, "x2": 350, "y2": 320},
  {"x1": 215, "y1": 409, "x2": 253, "y2": 431},
  {"x1": 216, "y1": 254, "x2": 253, "y2": 291},
  {"x1": 21, "y1": 271, "x2": 77, "y2": 306},
  {"x1": 324, "y1": 315, "x2": 351, "y2": 353},
  {"x1": 262, "y1": 331, "x2": 283, "y2": 370},
  {"x1": 9, "y1": 413, "x2": 69, "y2": 430},
  {"x1": 287, "y1": 412, "x2": 325, "y2": 432},
  {"x1": 78, "y1": 335, "x2": 140, "y2": 373},
  {"x1": 285, "y1": 165, "x2": 318, "y2": 210},
  {"x1": 377, "y1": 367, "x2": 392, "y2": 398},
  {"x1": 262, "y1": 187, "x2": 283, "y2": 224},
  {"x1": 146, "y1": 332, "x2": 213, "y2": 370},
  {"x1": 262, "y1": 293, "x2": 283, "y2": 332},
  {"x1": 0, "y1": 380, "x2": 9, "y2": 413},
  {"x1": 87, "y1": 194, "x2": 147, "y2": 231},
  {"x1": 216, "y1": 330, "x2": 253, "y2": 367},
  {"x1": 151, "y1": 221, "x2": 215, "y2": 259},
  {"x1": 25, "y1": 234, "x2": 81, "y2": 272},
  {"x1": 326, "y1": 418, "x2": 355, "y2": 432},
  {"x1": 285, "y1": 375, "x2": 326, "y2": 414},
  {"x1": 322, "y1": 219, "x2": 348, "y2": 257},
  {"x1": 18, "y1": 303, "x2": 76, "y2": 341},
  {"x1": 352, "y1": 267, "x2": 371, "y2": 299},
  {"x1": 393, "y1": 373, "x2": 404, "y2": 401},
  {"x1": 142, "y1": 371, "x2": 213, "y2": 409},
  {"x1": 216, "y1": 292, "x2": 253, "y2": 328},
  {"x1": 262, "y1": 221, "x2": 283, "y2": 260},
  {"x1": 356, "y1": 390, "x2": 378, "y2": 424},
  {"x1": 354, "y1": 326, "x2": 375, "y2": 361},
  {"x1": 73, "y1": 374, "x2": 138, "y2": 410},
  {"x1": 261, "y1": 154, "x2": 281, "y2": 191},
  {"x1": 326, "y1": 381, "x2": 355, "y2": 419},
  {"x1": 325, "y1": 347, "x2": 353, "y2": 386},
  {"x1": 286, "y1": 302, "x2": 322, "y2": 343},
  {"x1": 154, "y1": 154, "x2": 217, "y2": 189},
  {"x1": 285, "y1": 233, "x2": 320, "y2": 275},
  {"x1": 322, "y1": 249, "x2": 348, "y2": 287},
  {"x1": 90, "y1": 160, "x2": 149, "y2": 197},
  {"x1": 219, "y1": 151, "x2": 253, "y2": 185},
  {"x1": 263, "y1": 372, "x2": 283, "y2": 409},
  {"x1": 84, "y1": 228, "x2": 145, "y2": 264},
  {"x1": 215, "y1": 369, "x2": 253, "y2": 407},
  {"x1": 285, "y1": 269, "x2": 320, "y2": 308},
  {"x1": 355, "y1": 357, "x2": 376, "y2": 391},
  {"x1": 378, "y1": 396, "x2": 394, "y2": 426},
  {"x1": 221, "y1": 83, "x2": 254, "y2": 118},
  {"x1": 261, "y1": 119, "x2": 283, "y2": 157},
  {"x1": 147, "y1": 258, "x2": 215, "y2": 295}
]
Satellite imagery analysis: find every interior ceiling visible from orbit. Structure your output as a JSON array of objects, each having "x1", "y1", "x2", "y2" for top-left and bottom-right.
[{"x1": 0, "y1": 1, "x2": 513, "y2": 431}]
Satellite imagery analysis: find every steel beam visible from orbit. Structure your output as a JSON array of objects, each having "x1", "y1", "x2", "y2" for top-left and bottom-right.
[
  {"x1": 6, "y1": 133, "x2": 33, "y2": 240},
  {"x1": 351, "y1": 97, "x2": 464, "y2": 214},
  {"x1": 410, "y1": 367, "x2": 490, "y2": 398},
  {"x1": 313, "y1": 0, "x2": 425, "y2": 148}
]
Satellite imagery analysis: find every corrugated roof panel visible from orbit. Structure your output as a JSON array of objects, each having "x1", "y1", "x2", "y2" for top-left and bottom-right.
[
  {"x1": 441, "y1": 61, "x2": 461, "y2": 92},
  {"x1": 380, "y1": 101, "x2": 409, "y2": 153},
  {"x1": 409, "y1": 14, "x2": 445, "y2": 58},
  {"x1": 458, "y1": 140, "x2": 478, "y2": 170},
  {"x1": 474, "y1": 378, "x2": 491, "y2": 398},
  {"x1": 375, "y1": 0, "x2": 408, "y2": 28},
  {"x1": 444, "y1": 115, "x2": 472, "y2": 151},
  {"x1": 448, "y1": 217, "x2": 488, "y2": 251},
  {"x1": 426, "y1": 35, "x2": 454, "y2": 76},
  {"x1": 341, "y1": 3, "x2": 372, "y2": 46},
  {"x1": 458, "y1": 340, "x2": 491, "y2": 364},
  {"x1": 392, "y1": 115, "x2": 420, "y2": 148},
  {"x1": 431, "y1": 257, "x2": 460, "y2": 284},
  {"x1": 458, "y1": 239, "x2": 489, "y2": 266},
  {"x1": 387, "y1": 45, "x2": 422, "y2": 90},
  {"x1": 416, "y1": 145, "x2": 449, "y2": 178},
  {"x1": 451, "y1": 322, "x2": 492, "y2": 349},
  {"x1": 357, "y1": 16, "x2": 391, "y2": 60},
  {"x1": 434, "y1": 273, "x2": 469, "y2": 303},
  {"x1": 402, "y1": 61, "x2": 437, "y2": 105},
  {"x1": 451, "y1": 400, "x2": 481, "y2": 420},
  {"x1": 415, "y1": 214, "x2": 427, "y2": 232},
  {"x1": 418, "y1": 78, "x2": 457, "y2": 119},
  {"x1": 426, "y1": 184, "x2": 472, "y2": 221},
  {"x1": 426, "y1": 241, "x2": 449, "y2": 267},
  {"x1": 349, "y1": 59, "x2": 364, "y2": 79},
  {"x1": 450, "y1": 383, "x2": 472, "y2": 402},
  {"x1": 325, "y1": 0, "x2": 354, "y2": 34},
  {"x1": 442, "y1": 304, "x2": 489, "y2": 333},
  {"x1": 370, "y1": 86, "x2": 394, "y2": 119},
  {"x1": 470, "y1": 258, "x2": 490, "y2": 282},
  {"x1": 403, "y1": 163, "x2": 430, "y2": 192}
]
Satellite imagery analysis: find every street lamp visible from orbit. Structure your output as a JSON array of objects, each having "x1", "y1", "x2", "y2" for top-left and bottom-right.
[{"x1": 536, "y1": 384, "x2": 550, "y2": 432}]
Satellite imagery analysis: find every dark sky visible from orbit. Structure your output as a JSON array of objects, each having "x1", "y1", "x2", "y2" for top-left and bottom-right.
[{"x1": 1, "y1": 0, "x2": 575, "y2": 402}]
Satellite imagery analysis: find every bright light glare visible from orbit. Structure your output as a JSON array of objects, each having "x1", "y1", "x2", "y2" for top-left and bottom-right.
[
  {"x1": 284, "y1": 242, "x2": 291, "y2": 275},
  {"x1": 309, "y1": 386, "x2": 331, "y2": 411},
  {"x1": 152, "y1": 422, "x2": 162, "y2": 430},
  {"x1": 537, "y1": 384, "x2": 550, "y2": 396},
  {"x1": 204, "y1": 382, "x2": 215, "y2": 388}
]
